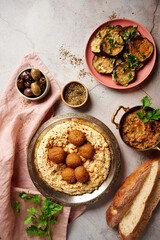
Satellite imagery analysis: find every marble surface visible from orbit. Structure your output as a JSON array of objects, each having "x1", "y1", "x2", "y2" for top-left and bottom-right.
[{"x1": 0, "y1": 0, "x2": 160, "y2": 239}]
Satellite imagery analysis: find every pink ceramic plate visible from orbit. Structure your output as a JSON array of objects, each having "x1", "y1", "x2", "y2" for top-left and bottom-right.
[{"x1": 85, "y1": 19, "x2": 156, "y2": 89}]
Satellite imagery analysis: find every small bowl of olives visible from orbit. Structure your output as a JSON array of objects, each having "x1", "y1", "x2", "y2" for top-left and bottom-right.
[{"x1": 16, "y1": 68, "x2": 50, "y2": 100}]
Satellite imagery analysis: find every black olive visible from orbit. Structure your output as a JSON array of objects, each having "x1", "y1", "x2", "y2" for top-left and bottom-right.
[
  {"x1": 17, "y1": 78, "x2": 24, "y2": 90},
  {"x1": 24, "y1": 88, "x2": 33, "y2": 97},
  {"x1": 20, "y1": 71, "x2": 31, "y2": 81},
  {"x1": 24, "y1": 81, "x2": 31, "y2": 88}
]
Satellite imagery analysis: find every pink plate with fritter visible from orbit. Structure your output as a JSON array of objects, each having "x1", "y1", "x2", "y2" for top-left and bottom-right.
[{"x1": 85, "y1": 18, "x2": 156, "y2": 89}]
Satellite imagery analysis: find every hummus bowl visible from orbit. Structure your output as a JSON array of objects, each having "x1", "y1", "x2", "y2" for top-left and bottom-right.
[
  {"x1": 112, "y1": 105, "x2": 160, "y2": 151},
  {"x1": 28, "y1": 113, "x2": 121, "y2": 206}
]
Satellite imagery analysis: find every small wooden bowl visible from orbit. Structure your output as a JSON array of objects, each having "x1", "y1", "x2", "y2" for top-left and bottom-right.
[{"x1": 61, "y1": 81, "x2": 88, "y2": 108}]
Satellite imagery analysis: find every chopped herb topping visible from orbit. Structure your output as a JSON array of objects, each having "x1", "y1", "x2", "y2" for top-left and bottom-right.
[
  {"x1": 127, "y1": 73, "x2": 132, "y2": 79},
  {"x1": 97, "y1": 32, "x2": 101, "y2": 37},
  {"x1": 123, "y1": 27, "x2": 138, "y2": 40},
  {"x1": 125, "y1": 53, "x2": 140, "y2": 69},
  {"x1": 113, "y1": 70, "x2": 118, "y2": 78},
  {"x1": 106, "y1": 23, "x2": 114, "y2": 29},
  {"x1": 110, "y1": 59, "x2": 113, "y2": 64},
  {"x1": 108, "y1": 38, "x2": 113, "y2": 45},
  {"x1": 138, "y1": 51, "x2": 146, "y2": 59}
]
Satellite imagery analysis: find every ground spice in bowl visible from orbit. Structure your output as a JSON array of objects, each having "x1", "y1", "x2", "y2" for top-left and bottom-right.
[{"x1": 61, "y1": 81, "x2": 88, "y2": 107}]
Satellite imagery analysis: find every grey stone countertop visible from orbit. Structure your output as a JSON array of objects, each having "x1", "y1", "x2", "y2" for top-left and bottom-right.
[{"x1": 0, "y1": 0, "x2": 160, "y2": 239}]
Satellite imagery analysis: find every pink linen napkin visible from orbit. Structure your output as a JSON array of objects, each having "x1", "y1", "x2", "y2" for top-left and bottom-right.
[{"x1": 0, "y1": 53, "x2": 86, "y2": 240}]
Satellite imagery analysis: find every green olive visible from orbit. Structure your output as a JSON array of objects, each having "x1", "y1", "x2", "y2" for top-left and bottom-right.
[
  {"x1": 31, "y1": 82, "x2": 41, "y2": 96},
  {"x1": 31, "y1": 68, "x2": 41, "y2": 81}
]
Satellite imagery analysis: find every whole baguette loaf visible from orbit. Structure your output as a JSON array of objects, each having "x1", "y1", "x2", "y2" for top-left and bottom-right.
[
  {"x1": 106, "y1": 160, "x2": 152, "y2": 228},
  {"x1": 118, "y1": 159, "x2": 160, "y2": 240}
]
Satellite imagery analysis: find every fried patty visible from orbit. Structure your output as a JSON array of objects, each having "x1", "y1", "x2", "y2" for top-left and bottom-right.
[
  {"x1": 75, "y1": 166, "x2": 89, "y2": 183},
  {"x1": 68, "y1": 130, "x2": 86, "y2": 146},
  {"x1": 66, "y1": 153, "x2": 82, "y2": 168},
  {"x1": 78, "y1": 142, "x2": 94, "y2": 159},
  {"x1": 48, "y1": 147, "x2": 66, "y2": 163},
  {"x1": 61, "y1": 168, "x2": 76, "y2": 184}
]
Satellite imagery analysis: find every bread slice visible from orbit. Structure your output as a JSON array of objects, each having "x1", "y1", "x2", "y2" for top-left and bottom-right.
[
  {"x1": 118, "y1": 159, "x2": 160, "y2": 240},
  {"x1": 132, "y1": 176, "x2": 160, "y2": 240},
  {"x1": 106, "y1": 160, "x2": 152, "y2": 228}
]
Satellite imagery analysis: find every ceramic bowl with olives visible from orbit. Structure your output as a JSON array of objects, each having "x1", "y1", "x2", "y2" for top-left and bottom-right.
[{"x1": 16, "y1": 68, "x2": 50, "y2": 100}]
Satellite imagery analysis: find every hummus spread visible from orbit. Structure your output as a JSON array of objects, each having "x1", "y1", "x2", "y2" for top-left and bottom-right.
[
  {"x1": 34, "y1": 119, "x2": 111, "y2": 195},
  {"x1": 121, "y1": 109, "x2": 160, "y2": 149}
]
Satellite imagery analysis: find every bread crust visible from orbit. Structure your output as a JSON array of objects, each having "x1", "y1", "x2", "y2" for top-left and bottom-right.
[
  {"x1": 118, "y1": 159, "x2": 160, "y2": 240},
  {"x1": 106, "y1": 160, "x2": 152, "y2": 228}
]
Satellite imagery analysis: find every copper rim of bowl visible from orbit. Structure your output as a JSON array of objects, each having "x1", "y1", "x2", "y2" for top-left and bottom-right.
[
  {"x1": 15, "y1": 68, "x2": 50, "y2": 101},
  {"x1": 61, "y1": 81, "x2": 88, "y2": 108}
]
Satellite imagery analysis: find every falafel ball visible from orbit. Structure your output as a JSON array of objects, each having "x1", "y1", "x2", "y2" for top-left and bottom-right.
[
  {"x1": 78, "y1": 142, "x2": 94, "y2": 159},
  {"x1": 61, "y1": 167, "x2": 76, "y2": 184},
  {"x1": 68, "y1": 130, "x2": 86, "y2": 146},
  {"x1": 66, "y1": 153, "x2": 82, "y2": 168},
  {"x1": 48, "y1": 146, "x2": 66, "y2": 164},
  {"x1": 75, "y1": 166, "x2": 89, "y2": 183}
]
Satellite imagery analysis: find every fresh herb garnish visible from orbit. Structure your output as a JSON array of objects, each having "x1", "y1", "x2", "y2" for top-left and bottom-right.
[
  {"x1": 125, "y1": 53, "x2": 140, "y2": 69},
  {"x1": 13, "y1": 192, "x2": 63, "y2": 240},
  {"x1": 97, "y1": 31, "x2": 101, "y2": 37},
  {"x1": 127, "y1": 73, "x2": 132, "y2": 79},
  {"x1": 13, "y1": 201, "x2": 20, "y2": 213},
  {"x1": 108, "y1": 38, "x2": 113, "y2": 45},
  {"x1": 141, "y1": 96, "x2": 152, "y2": 109},
  {"x1": 110, "y1": 59, "x2": 113, "y2": 64},
  {"x1": 113, "y1": 70, "x2": 118, "y2": 78},
  {"x1": 106, "y1": 22, "x2": 114, "y2": 29},
  {"x1": 138, "y1": 51, "x2": 146, "y2": 59},
  {"x1": 137, "y1": 96, "x2": 160, "y2": 122},
  {"x1": 123, "y1": 26, "x2": 138, "y2": 40}
]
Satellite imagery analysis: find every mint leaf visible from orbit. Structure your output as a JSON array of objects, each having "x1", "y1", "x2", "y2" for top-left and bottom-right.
[
  {"x1": 141, "y1": 96, "x2": 152, "y2": 109},
  {"x1": 13, "y1": 201, "x2": 20, "y2": 213},
  {"x1": 27, "y1": 207, "x2": 38, "y2": 216}
]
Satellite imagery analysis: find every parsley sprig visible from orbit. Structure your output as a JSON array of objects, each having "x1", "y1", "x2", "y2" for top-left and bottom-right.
[
  {"x1": 13, "y1": 192, "x2": 63, "y2": 240},
  {"x1": 137, "y1": 96, "x2": 160, "y2": 123}
]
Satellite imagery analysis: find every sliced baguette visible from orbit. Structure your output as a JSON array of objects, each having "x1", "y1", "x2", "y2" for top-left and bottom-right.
[
  {"x1": 118, "y1": 159, "x2": 160, "y2": 240},
  {"x1": 106, "y1": 160, "x2": 152, "y2": 228},
  {"x1": 132, "y1": 176, "x2": 160, "y2": 240}
]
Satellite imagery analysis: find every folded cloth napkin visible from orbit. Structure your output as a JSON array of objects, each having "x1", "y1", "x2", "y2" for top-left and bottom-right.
[{"x1": 0, "y1": 53, "x2": 86, "y2": 240}]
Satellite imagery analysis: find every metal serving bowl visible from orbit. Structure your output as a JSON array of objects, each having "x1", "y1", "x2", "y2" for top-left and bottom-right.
[
  {"x1": 111, "y1": 105, "x2": 160, "y2": 151},
  {"x1": 27, "y1": 113, "x2": 121, "y2": 206}
]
